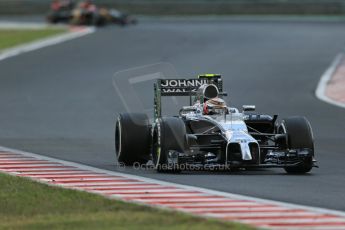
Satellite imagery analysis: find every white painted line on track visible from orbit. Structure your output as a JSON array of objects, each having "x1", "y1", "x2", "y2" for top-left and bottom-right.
[
  {"x1": 0, "y1": 164, "x2": 66, "y2": 168},
  {"x1": 115, "y1": 193, "x2": 206, "y2": 198},
  {"x1": 95, "y1": 188, "x2": 191, "y2": 194},
  {"x1": 59, "y1": 182, "x2": 150, "y2": 187},
  {"x1": 272, "y1": 227, "x2": 345, "y2": 230},
  {"x1": 0, "y1": 25, "x2": 95, "y2": 61},
  {"x1": 0, "y1": 160, "x2": 58, "y2": 164},
  {"x1": 243, "y1": 218, "x2": 345, "y2": 224},
  {"x1": 1, "y1": 145, "x2": 345, "y2": 230},
  {"x1": 21, "y1": 172, "x2": 104, "y2": 176},
  {"x1": 178, "y1": 206, "x2": 290, "y2": 211},
  {"x1": 0, "y1": 22, "x2": 49, "y2": 29},
  {"x1": 91, "y1": 188, "x2": 178, "y2": 193},
  {"x1": 40, "y1": 177, "x2": 125, "y2": 182},
  {"x1": 155, "y1": 198, "x2": 232, "y2": 203},
  {"x1": 316, "y1": 53, "x2": 345, "y2": 109},
  {"x1": 2, "y1": 168, "x2": 83, "y2": 172},
  {"x1": 14, "y1": 171, "x2": 94, "y2": 175},
  {"x1": 165, "y1": 202, "x2": 270, "y2": 207},
  {"x1": 77, "y1": 185, "x2": 166, "y2": 190},
  {"x1": 206, "y1": 211, "x2": 313, "y2": 218}
]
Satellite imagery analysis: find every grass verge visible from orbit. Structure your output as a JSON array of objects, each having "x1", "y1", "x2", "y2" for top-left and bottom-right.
[
  {"x1": 0, "y1": 173, "x2": 254, "y2": 230},
  {"x1": 0, "y1": 28, "x2": 67, "y2": 50}
]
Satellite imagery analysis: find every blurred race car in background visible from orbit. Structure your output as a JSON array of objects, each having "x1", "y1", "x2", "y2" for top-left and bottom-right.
[
  {"x1": 47, "y1": 0, "x2": 137, "y2": 26},
  {"x1": 47, "y1": 0, "x2": 74, "y2": 23},
  {"x1": 115, "y1": 74, "x2": 318, "y2": 174}
]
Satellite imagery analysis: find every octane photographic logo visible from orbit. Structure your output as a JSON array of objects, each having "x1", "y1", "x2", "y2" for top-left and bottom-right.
[
  {"x1": 116, "y1": 161, "x2": 126, "y2": 169},
  {"x1": 129, "y1": 162, "x2": 231, "y2": 171},
  {"x1": 112, "y1": 62, "x2": 179, "y2": 117}
]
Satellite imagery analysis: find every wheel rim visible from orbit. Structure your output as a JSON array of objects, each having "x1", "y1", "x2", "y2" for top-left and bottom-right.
[
  {"x1": 115, "y1": 118, "x2": 122, "y2": 159},
  {"x1": 152, "y1": 126, "x2": 162, "y2": 168}
]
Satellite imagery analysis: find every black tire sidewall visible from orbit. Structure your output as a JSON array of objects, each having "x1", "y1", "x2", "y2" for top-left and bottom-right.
[
  {"x1": 115, "y1": 113, "x2": 150, "y2": 165},
  {"x1": 153, "y1": 117, "x2": 186, "y2": 171},
  {"x1": 280, "y1": 116, "x2": 314, "y2": 173},
  {"x1": 282, "y1": 116, "x2": 314, "y2": 152}
]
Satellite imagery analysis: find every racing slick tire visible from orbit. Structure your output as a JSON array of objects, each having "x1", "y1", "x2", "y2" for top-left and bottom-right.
[
  {"x1": 152, "y1": 117, "x2": 186, "y2": 173},
  {"x1": 115, "y1": 113, "x2": 151, "y2": 166},
  {"x1": 280, "y1": 116, "x2": 314, "y2": 174}
]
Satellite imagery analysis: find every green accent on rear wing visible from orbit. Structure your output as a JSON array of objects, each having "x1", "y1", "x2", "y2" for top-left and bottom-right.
[{"x1": 198, "y1": 74, "x2": 222, "y2": 79}]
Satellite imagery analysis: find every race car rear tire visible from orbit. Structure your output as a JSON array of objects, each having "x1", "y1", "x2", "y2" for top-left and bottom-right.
[
  {"x1": 115, "y1": 113, "x2": 151, "y2": 166},
  {"x1": 152, "y1": 117, "x2": 186, "y2": 173},
  {"x1": 279, "y1": 116, "x2": 314, "y2": 174}
]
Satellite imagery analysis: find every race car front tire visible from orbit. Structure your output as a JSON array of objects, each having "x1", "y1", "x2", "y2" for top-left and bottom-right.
[
  {"x1": 115, "y1": 113, "x2": 151, "y2": 166},
  {"x1": 279, "y1": 116, "x2": 314, "y2": 174},
  {"x1": 152, "y1": 117, "x2": 186, "y2": 173}
]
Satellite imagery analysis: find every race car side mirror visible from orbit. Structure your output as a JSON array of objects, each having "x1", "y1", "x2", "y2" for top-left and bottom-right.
[{"x1": 242, "y1": 105, "x2": 256, "y2": 112}]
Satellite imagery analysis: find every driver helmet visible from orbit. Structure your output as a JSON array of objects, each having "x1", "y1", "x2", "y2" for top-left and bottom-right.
[{"x1": 203, "y1": 97, "x2": 228, "y2": 115}]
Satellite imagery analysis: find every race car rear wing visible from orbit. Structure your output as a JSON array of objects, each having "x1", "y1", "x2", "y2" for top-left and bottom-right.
[{"x1": 154, "y1": 74, "x2": 225, "y2": 118}]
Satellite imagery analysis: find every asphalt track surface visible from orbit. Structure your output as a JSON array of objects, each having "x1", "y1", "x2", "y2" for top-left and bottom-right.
[{"x1": 1, "y1": 18, "x2": 345, "y2": 211}]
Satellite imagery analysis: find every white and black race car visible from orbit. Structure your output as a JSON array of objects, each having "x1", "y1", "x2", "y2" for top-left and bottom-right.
[{"x1": 115, "y1": 74, "x2": 317, "y2": 173}]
